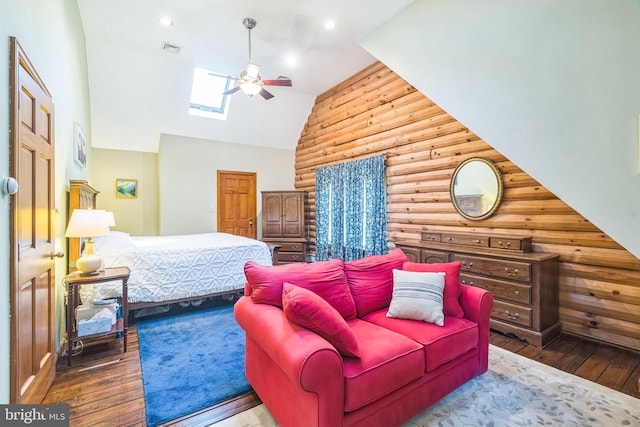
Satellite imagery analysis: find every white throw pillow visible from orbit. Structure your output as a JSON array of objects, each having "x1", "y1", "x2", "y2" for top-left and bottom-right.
[{"x1": 387, "y1": 269, "x2": 446, "y2": 326}]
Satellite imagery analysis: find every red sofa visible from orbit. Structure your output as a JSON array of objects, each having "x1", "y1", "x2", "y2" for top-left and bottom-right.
[{"x1": 235, "y1": 249, "x2": 493, "y2": 427}]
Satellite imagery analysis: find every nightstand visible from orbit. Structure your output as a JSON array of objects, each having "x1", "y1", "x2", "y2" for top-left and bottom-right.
[{"x1": 65, "y1": 266, "x2": 130, "y2": 365}]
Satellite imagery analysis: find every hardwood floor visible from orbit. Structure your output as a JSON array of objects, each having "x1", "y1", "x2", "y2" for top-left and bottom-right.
[{"x1": 43, "y1": 326, "x2": 640, "y2": 427}]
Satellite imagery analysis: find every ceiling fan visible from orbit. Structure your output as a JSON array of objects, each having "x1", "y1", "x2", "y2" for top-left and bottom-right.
[{"x1": 224, "y1": 18, "x2": 292, "y2": 100}]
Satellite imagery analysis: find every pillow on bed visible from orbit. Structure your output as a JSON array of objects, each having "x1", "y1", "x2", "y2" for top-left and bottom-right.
[
  {"x1": 244, "y1": 259, "x2": 357, "y2": 320},
  {"x1": 93, "y1": 230, "x2": 136, "y2": 254},
  {"x1": 402, "y1": 261, "x2": 464, "y2": 318},
  {"x1": 282, "y1": 282, "x2": 360, "y2": 358}
]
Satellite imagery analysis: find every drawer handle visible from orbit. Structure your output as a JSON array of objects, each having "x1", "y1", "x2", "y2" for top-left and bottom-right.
[
  {"x1": 514, "y1": 290, "x2": 519, "y2": 296},
  {"x1": 505, "y1": 268, "x2": 519, "y2": 277},
  {"x1": 461, "y1": 280, "x2": 474, "y2": 286},
  {"x1": 461, "y1": 261, "x2": 473, "y2": 269},
  {"x1": 472, "y1": 239, "x2": 481, "y2": 244},
  {"x1": 497, "y1": 241, "x2": 512, "y2": 248},
  {"x1": 505, "y1": 310, "x2": 519, "y2": 320},
  {"x1": 445, "y1": 237, "x2": 453, "y2": 241}
]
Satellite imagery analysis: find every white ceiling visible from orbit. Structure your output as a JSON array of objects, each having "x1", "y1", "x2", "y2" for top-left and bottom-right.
[{"x1": 77, "y1": 0, "x2": 414, "y2": 152}]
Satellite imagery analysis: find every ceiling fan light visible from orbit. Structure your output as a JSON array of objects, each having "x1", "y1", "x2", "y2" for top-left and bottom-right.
[{"x1": 240, "y1": 81, "x2": 262, "y2": 96}]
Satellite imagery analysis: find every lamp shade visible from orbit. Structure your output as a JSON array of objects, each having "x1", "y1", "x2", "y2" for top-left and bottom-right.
[
  {"x1": 105, "y1": 211, "x2": 116, "y2": 227},
  {"x1": 65, "y1": 209, "x2": 111, "y2": 238},
  {"x1": 95, "y1": 210, "x2": 116, "y2": 227}
]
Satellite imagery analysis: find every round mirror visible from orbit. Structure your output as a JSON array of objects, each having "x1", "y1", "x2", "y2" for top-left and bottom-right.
[{"x1": 450, "y1": 157, "x2": 503, "y2": 220}]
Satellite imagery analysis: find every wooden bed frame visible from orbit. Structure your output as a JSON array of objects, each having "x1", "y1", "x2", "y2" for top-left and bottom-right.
[
  {"x1": 67, "y1": 179, "x2": 276, "y2": 310},
  {"x1": 67, "y1": 180, "x2": 99, "y2": 273}
]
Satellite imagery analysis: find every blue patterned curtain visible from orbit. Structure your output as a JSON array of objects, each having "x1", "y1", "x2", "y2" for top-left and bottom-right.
[
  {"x1": 315, "y1": 155, "x2": 386, "y2": 262},
  {"x1": 315, "y1": 167, "x2": 331, "y2": 261},
  {"x1": 361, "y1": 155, "x2": 387, "y2": 257}
]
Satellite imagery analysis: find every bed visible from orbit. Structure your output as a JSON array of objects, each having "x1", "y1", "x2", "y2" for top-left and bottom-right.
[
  {"x1": 91, "y1": 231, "x2": 272, "y2": 308},
  {"x1": 67, "y1": 179, "x2": 273, "y2": 310}
]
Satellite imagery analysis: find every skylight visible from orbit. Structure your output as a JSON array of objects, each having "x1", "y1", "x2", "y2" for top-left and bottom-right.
[{"x1": 189, "y1": 67, "x2": 233, "y2": 120}]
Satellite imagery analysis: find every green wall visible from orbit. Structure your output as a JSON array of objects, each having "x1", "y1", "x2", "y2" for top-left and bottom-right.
[{"x1": 91, "y1": 148, "x2": 159, "y2": 236}]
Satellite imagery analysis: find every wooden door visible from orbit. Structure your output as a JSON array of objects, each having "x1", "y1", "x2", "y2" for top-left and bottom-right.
[
  {"x1": 217, "y1": 171, "x2": 256, "y2": 238},
  {"x1": 9, "y1": 38, "x2": 56, "y2": 403}
]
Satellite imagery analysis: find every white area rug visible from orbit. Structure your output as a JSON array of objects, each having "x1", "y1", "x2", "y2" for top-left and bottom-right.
[{"x1": 215, "y1": 345, "x2": 640, "y2": 426}]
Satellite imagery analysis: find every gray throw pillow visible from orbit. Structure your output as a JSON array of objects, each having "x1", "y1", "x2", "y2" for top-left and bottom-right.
[{"x1": 387, "y1": 269, "x2": 445, "y2": 326}]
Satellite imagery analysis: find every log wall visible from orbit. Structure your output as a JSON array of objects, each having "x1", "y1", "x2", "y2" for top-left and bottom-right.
[{"x1": 294, "y1": 62, "x2": 640, "y2": 351}]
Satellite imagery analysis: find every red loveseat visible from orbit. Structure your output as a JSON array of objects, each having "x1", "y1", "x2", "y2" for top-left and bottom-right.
[{"x1": 234, "y1": 248, "x2": 493, "y2": 427}]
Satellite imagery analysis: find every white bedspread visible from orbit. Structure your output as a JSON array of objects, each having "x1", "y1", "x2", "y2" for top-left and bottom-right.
[{"x1": 92, "y1": 231, "x2": 272, "y2": 304}]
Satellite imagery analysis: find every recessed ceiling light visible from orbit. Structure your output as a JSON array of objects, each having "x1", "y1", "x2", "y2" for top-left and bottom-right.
[
  {"x1": 284, "y1": 54, "x2": 297, "y2": 67},
  {"x1": 159, "y1": 16, "x2": 173, "y2": 27},
  {"x1": 324, "y1": 20, "x2": 336, "y2": 31}
]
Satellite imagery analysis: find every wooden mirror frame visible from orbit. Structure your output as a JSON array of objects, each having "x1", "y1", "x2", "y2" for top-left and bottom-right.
[{"x1": 450, "y1": 157, "x2": 503, "y2": 221}]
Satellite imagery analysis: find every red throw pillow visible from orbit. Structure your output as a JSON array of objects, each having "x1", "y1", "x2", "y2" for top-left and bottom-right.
[
  {"x1": 244, "y1": 259, "x2": 357, "y2": 319},
  {"x1": 344, "y1": 248, "x2": 409, "y2": 317},
  {"x1": 282, "y1": 282, "x2": 360, "y2": 358},
  {"x1": 402, "y1": 261, "x2": 464, "y2": 318}
]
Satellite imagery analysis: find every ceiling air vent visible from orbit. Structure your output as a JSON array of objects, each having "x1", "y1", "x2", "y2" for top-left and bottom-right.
[{"x1": 161, "y1": 42, "x2": 181, "y2": 55}]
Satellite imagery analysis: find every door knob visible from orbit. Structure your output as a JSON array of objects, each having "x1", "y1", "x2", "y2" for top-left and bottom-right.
[
  {"x1": 1, "y1": 177, "x2": 18, "y2": 196},
  {"x1": 50, "y1": 251, "x2": 65, "y2": 259},
  {"x1": 249, "y1": 217, "x2": 253, "y2": 226}
]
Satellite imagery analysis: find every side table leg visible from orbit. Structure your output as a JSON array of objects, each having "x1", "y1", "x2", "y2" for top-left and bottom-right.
[
  {"x1": 67, "y1": 284, "x2": 74, "y2": 366},
  {"x1": 122, "y1": 277, "x2": 128, "y2": 353}
]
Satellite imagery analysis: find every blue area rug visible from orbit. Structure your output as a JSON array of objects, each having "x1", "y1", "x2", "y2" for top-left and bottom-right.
[{"x1": 137, "y1": 304, "x2": 251, "y2": 426}]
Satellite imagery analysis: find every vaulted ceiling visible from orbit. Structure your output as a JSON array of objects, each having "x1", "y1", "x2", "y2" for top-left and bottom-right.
[{"x1": 77, "y1": 0, "x2": 414, "y2": 152}]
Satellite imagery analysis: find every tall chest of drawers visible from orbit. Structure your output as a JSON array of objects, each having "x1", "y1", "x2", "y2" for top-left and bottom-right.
[{"x1": 396, "y1": 233, "x2": 560, "y2": 347}]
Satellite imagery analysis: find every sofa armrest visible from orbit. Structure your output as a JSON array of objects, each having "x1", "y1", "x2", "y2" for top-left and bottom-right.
[
  {"x1": 234, "y1": 296, "x2": 345, "y2": 426},
  {"x1": 459, "y1": 284, "x2": 493, "y2": 374}
]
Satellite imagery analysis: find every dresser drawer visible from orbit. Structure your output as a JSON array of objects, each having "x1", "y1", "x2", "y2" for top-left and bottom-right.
[
  {"x1": 492, "y1": 300, "x2": 532, "y2": 328},
  {"x1": 278, "y1": 243, "x2": 305, "y2": 252},
  {"x1": 441, "y1": 233, "x2": 488, "y2": 247},
  {"x1": 278, "y1": 252, "x2": 305, "y2": 262},
  {"x1": 489, "y1": 236, "x2": 532, "y2": 252},
  {"x1": 454, "y1": 254, "x2": 532, "y2": 283},
  {"x1": 460, "y1": 273, "x2": 531, "y2": 305},
  {"x1": 420, "y1": 232, "x2": 441, "y2": 243}
]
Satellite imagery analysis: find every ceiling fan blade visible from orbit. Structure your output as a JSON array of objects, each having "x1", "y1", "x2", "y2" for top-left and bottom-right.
[
  {"x1": 259, "y1": 88, "x2": 274, "y2": 100},
  {"x1": 223, "y1": 86, "x2": 241, "y2": 95},
  {"x1": 263, "y1": 79, "x2": 292, "y2": 87}
]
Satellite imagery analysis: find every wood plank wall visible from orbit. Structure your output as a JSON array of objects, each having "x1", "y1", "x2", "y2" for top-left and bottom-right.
[{"x1": 294, "y1": 62, "x2": 640, "y2": 352}]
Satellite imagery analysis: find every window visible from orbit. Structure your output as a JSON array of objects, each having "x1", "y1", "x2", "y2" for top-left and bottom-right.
[
  {"x1": 189, "y1": 67, "x2": 233, "y2": 120},
  {"x1": 315, "y1": 155, "x2": 387, "y2": 262}
]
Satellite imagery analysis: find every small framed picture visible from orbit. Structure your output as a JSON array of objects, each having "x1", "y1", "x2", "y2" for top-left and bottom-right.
[
  {"x1": 73, "y1": 122, "x2": 87, "y2": 168},
  {"x1": 115, "y1": 179, "x2": 137, "y2": 199}
]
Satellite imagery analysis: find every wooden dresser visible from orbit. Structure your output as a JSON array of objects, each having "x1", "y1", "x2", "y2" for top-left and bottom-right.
[
  {"x1": 396, "y1": 232, "x2": 560, "y2": 347},
  {"x1": 261, "y1": 191, "x2": 308, "y2": 264}
]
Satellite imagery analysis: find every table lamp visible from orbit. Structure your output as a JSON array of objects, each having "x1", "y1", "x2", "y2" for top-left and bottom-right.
[
  {"x1": 105, "y1": 211, "x2": 116, "y2": 227},
  {"x1": 65, "y1": 209, "x2": 111, "y2": 275},
  {"x1": 96, "y1": 210, "x2": 116, "y2": 227}
]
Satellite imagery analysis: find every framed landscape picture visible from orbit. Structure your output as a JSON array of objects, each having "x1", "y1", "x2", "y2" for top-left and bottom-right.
[
  {"x1": 116, "y1": 179, "x2": 137, "y2": 199},
  {"x1": 73, "y1": 122, "x2": 87, "y2": 168}
]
